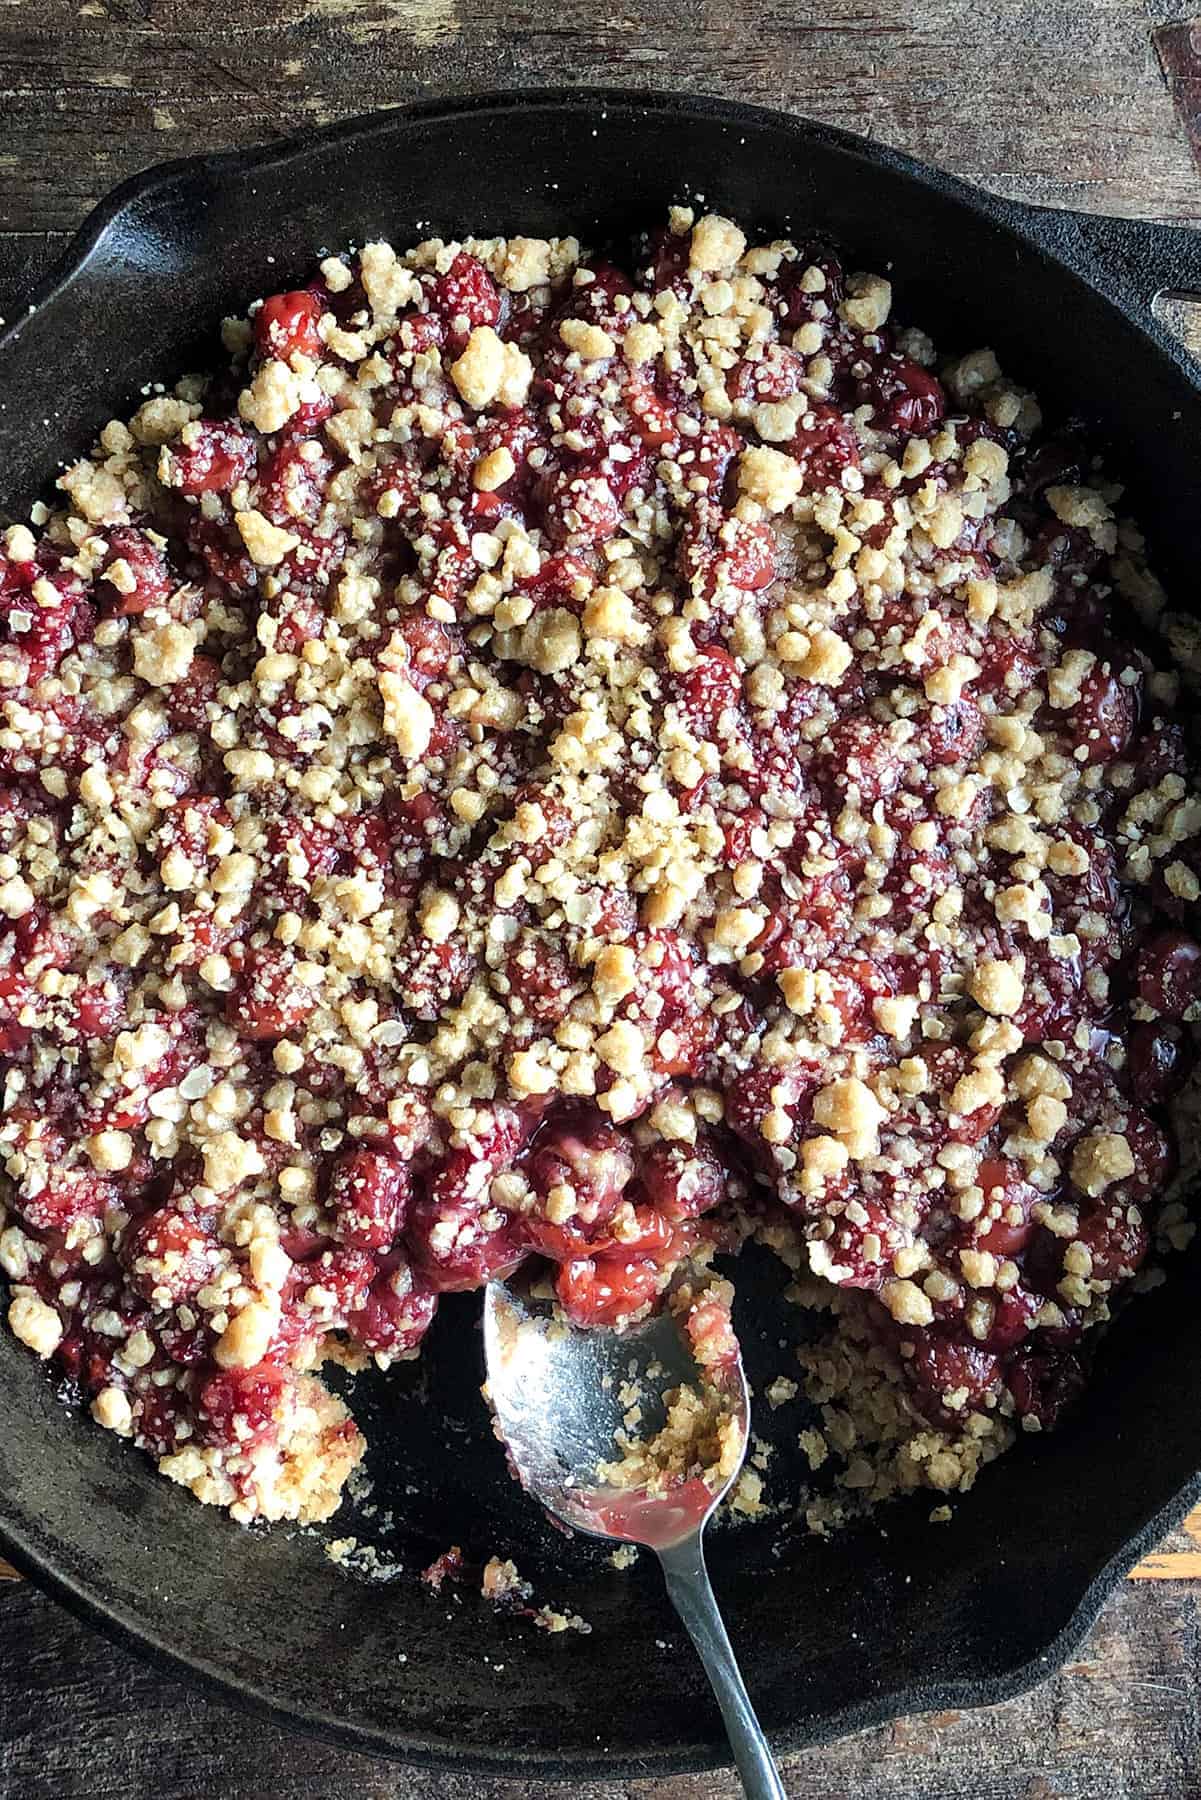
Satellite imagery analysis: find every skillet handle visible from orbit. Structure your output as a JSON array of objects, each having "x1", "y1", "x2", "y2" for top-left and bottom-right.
[
  {"x1": 1126, "y1": 219, "x2": 1201, "y2": 301},
  {"x1": 1004, "y1": 203, "x2": 1201, "y2": 314}
]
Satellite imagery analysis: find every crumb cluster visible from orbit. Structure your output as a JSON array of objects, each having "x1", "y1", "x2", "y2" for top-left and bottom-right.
[{"x1": 597, "y1": 1271, "x2": 747, "y2": 1507}]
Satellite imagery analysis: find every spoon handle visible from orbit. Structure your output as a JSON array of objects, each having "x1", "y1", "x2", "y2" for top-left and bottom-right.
[{"x1": 657, "y1": 1533, "x2": 787, "y2": 1800}]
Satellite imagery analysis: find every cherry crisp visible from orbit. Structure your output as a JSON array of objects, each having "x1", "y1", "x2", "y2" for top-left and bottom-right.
[{"x1": 1, "y1": 210, "x2": 1198, "y2": 1526}]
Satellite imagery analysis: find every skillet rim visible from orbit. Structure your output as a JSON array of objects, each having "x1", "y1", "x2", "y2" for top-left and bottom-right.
[
  {"x1": 2, "y1": 85, "x2": 1201, "y2": 1778},
  {"x1": 6, "y1": 86, "x2": 1201, "y2": 382}
]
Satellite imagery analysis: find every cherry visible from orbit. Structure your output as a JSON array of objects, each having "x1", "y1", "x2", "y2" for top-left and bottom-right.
[
  {"x1": 513, "y1": 555, "x2": 596, "y2": 620},
  {"x1": 561, "y1": 260, "x2": 635, "y2": 331},
  {"x1": 1137, "y1": 930, "x2": 1201, "y2": 1018},
  {"x1": 405, "y1": 1108, "x2": 537, "y2": 1291},
  {"x1": 625, "y1": 380, "x2": 679, "y2": 450},
  {"x1": 859, "y1": 356, "x2": 946, "y2": 435},
  {"x1": 346, "y1": 1262, "x2": 438, "y2": 1357},
  {"x1": 327, "y1": 1149, "x2": 411, "y2": 1251},
  {"x1": 394, "y1": 611, "x2": 463, "y2": 689},
  {"x1": 279, "y1": 1221, "x2": 331, "y2": 1263},
  {"x1": 541, "y1": 466, "x2": 623, "y2": 547},
  {"x1": 0, "y1": 565, "x2": 93, "y2": 680},
  {"x1": 819, "y1": 714, "x2": 906, "y2": 805},
  {"x1": 197, "y1": 1364, "x2": 288, "y2": 1448},
  {"x1": 310, "y1": 1244, "x2": 375, "y2": 1318},
  {"x1": 674, "y1": 644, "x2": 744, "y2": 736},
  {"x1": 555, "y1": 1252, "x2": 663, "y2": 1328},
  {"x1": 640, "y1": 227, "x2": 692, "y2": 296},
  {"x1": 227, "y1": 944, "x2": 319, "y2": 1042},
  {"x1": 726, "y1": 345, "x2": 807, "y2": 406},
  {"x1": 18, "y1": 1169, "x2": 115, "y2": 1236},
  {"x1": 1074, "y1": 1203, "x2": 1149, "y2": 1285},
  {"x1": 678, "y1": 513, "x2": 777, "y2": 599},
  {"x1": 518, "y1": 1213, "x2": 601, "y2": 1262},
  {"x1": 422, "y1": 521, "x2": 477, "y2": 608},
  {"x1": 254, "y1": 290, "x2": 324, "y2": 363},
  {"x1": 689, "y1": 422, "x2": 742, "y2": 494},
  {"x1": 407, "y1": 1202, "x2": 526, "y2": 1292},
  {"x1": 184, "y1": 514, "x2": 255, "y2": 595},
  {"x1": 720, "y1": 519, "x2": 777, "y2": 592},
  {"x1": 158, "y1": 1318, "x2": 213, "y2": 1365},
  {"x1": 383, "y1": 787, "x2": 445, "y2": 853},
  {"x1": 120, "y1": 1207, "x2": 221, "y2": 1306},
  {"x1": 132, "y1": 1383, "x2": 189, "y2": 1457},
  {"x1": 725, "y1": 1062, "x2": 819, "y2": 1150},
  {"x1": 396, "y1": 312, "x2": 446, "y2": 357},
  {"x1": 95, "y1": 527, "x2": 172, "y2": 616},
  {"x1": 1007, "y1": 1348, "x2": 1085, "y2": 1431},
  {"x1": 257, "y1": 438, "x2": 333, "y2": 529},
  {"x1": 73, "y1": 986, "x2": 127, "y2": 1044},
  {"x1": 161, "y1": 420, "x2": 256, "y2": 495},
  {"x1": 168, "y1": 653, "x2": 223, "y2": 733},
  {"x1": 972, "y1": 1159, "x2": 1038, "y2": 1258},
  {"x1": 923, "y1": 694, "x2": 985, "y2": 766},
  {"x1": 524, "y1": 1115, "x2": 635, "y2": 1231},
  {"x1": 612, "y1": 1206, "x2": 688, "y2": 1260},
  {"x1": 279, "y1": 393, "x2": 336, "y2": 442},
  {"x1": 1064, "y1": 663, "x2": 1139, "y2": 764},
  {"x1": 789, "y1": 405, "x2": 860, "y2": 489},
  {"x1": 1127, "y1": 1021, "x2": 1194, "y2": 1107},
  {"x1": 430, "y1": 254, "x2": 502, "y2": 346},
  {"x1": 681, "y1": 1295, "x2": 740, "y2": 1370},
  {"x1": 904, "y1": 1335, "x2": 1002, "y2": 1416},
  {"x1": 504, "y1": 942, "x2": 576, "y2": 1025},
  {"x1": 772, "y1": 251, "x2": 845, "y2": 327},
  {"x1": 392, "y1": 935, "x2": 477, "y2": 1022},
  {"x1": 976, "y1": 1284, "x2": 1042, "y2": 1353},
  {"x1": 638, "y1": 1138, "x2": 727, "y2": 1222}
]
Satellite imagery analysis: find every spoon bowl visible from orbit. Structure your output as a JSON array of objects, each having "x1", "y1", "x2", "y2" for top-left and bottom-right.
[{"x1": 482, "y1": 1274, "x2": 748, "y2": 1546}]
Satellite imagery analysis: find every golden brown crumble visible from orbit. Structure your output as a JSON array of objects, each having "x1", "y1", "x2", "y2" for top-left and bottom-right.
[{"x1": 0, "y1": 211, "x2": 1196, "y2": 1543}]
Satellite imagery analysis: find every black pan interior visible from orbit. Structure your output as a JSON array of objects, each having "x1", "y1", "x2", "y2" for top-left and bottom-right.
[{"x1": 1, "y1": 91, "x2": 1200, "y2": 1778}]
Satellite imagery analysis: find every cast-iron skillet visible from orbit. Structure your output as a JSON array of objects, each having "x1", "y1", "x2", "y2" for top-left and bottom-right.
[{"x1": 1, "y1": 89, "x2": 1201, "y2": 1780}]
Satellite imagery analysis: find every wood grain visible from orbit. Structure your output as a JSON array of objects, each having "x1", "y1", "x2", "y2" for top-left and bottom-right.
[
  {"x1": 2, "y1": 0, "x2": 1201, "y2": 1792},
  {"x1": 1127, "y1": 1507, "x2": 1201, "y2": 1580}
]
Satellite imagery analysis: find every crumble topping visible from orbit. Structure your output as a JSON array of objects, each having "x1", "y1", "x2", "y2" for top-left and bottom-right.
[
  {"x1": 0, "y1": 211, "x2": 1197, "y2": 1533},
  {"x1": 597, "y1": 1270, "x2": 744, "y2": 1504}
]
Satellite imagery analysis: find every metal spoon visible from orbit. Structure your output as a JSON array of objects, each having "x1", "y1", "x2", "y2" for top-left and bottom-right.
[{"x1": 482, "y1": 1276, "x2": 786, "y2": 1800}]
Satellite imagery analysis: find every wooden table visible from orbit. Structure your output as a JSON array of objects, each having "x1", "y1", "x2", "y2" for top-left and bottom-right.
[{"x1": 3, "y1": 1, "x2": 1201, "y2": 1793}]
